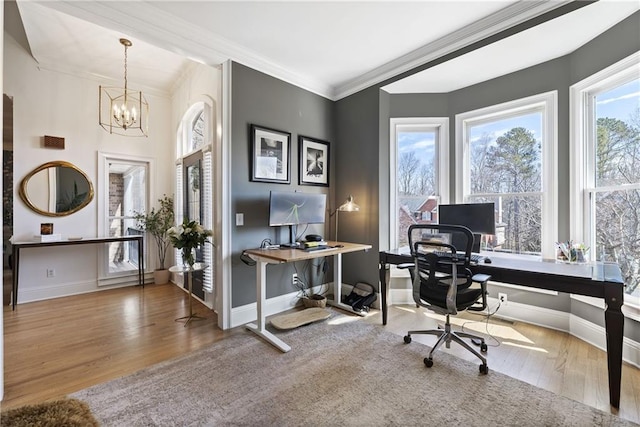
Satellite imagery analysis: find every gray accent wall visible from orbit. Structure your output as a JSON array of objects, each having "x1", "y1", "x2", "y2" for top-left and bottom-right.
[{"x1": 230, "y1": 62, "x2": 334, "y2": 307}]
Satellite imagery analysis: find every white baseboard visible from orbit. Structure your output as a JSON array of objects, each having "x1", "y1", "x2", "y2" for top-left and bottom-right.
[
  {"x1": 388, "y1": 289, "x2": 640, "y2": 369},
  {"x1": 18, "y1": 279, "x2": 134, "y2": 304}
]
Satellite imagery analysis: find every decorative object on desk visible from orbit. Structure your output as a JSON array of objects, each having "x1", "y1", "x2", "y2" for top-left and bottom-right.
[
  {"x1": 250, "y1": 124, "x2": 291, "y2": 183},
  {"x1": 556, "y1": 240, "x2": 589, "y2": 263},
  {"x1": 71, "y1": 314, "x2": 631, "y2": 426},
  {"x1": 168, "y1": 218, "x2": 213, "y2": 268},
  {"x1": 134, "y1": 195, "x2": 175, "y2": 284},
  {"x1": 40, "y1": 223, "x2": 53, "y2": 235},
  {"x1": 298, "y1": 135, "x2": 329, "y2": 186},
  {"x1": 98, "y1": 38, "x2": 149, "y2": 137},
  {"x1": 330, "y1": 195, "x2": 360, "y2": 240},
  {"x1": 19, "y1": 161, "x2": 94, "y2": 217}
]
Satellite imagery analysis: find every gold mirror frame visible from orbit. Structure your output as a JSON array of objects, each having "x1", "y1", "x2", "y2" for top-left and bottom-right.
[{"x1": 19, "y1": 161, "x2": 94, "y2": 217}]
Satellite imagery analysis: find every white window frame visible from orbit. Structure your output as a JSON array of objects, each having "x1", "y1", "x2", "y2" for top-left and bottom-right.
[
  {"x1": 389, "y1": 117, "x2": 450, "y2": 248},
  {"x1": 455, "y1": 91, "x2": 558, "y2": 259},
  {"x1": 570, "y1": 51, "x2": 640, "y2": 313}
]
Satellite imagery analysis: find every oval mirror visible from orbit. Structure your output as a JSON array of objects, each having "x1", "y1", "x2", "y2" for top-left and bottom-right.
[{"x1": 19, "y1": 161, "x2": 94, "y2": 217}]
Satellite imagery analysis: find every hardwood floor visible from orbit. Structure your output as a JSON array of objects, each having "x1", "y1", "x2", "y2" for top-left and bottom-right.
[{"x1": 2, "y1": 285, "x2": 639, "y2": 424}]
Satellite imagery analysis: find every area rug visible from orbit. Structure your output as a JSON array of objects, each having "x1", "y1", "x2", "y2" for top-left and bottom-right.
[
  {"x1": 72, "y1": 311, "x2": 637, "y2": 426},
  {"x1": 0, "y1": 398, "x2": 99, "y2": 427}
]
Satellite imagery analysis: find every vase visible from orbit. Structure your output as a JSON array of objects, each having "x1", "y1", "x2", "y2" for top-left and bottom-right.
[{"x1": 182, "y1": 247, "x2": 195, "y2": 268}]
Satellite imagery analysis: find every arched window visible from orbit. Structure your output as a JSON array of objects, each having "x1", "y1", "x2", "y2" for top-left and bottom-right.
[{"x1": 176, "y1": 101, "x2": 215, "y2": 303}]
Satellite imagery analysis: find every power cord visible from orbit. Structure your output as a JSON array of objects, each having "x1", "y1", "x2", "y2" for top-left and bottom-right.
[
  {"x1": 463, "y1": 300, "x2": 503, "y2": 348},
  {"x1": 260, "y1": 238, "x2": 273, "y2": 249}
]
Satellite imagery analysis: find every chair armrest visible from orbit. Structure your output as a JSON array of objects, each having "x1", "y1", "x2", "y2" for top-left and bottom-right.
[{"x1": 472, "y1": 273, "x2": 491, "y2": 284}]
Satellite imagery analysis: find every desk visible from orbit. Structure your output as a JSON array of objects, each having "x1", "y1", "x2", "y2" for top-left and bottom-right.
[
  {"x1": 244, "y1": 241, "x2": 372, "y2": 352},
  {"x1": 169, "y1": 263, "x2": 209, "y2": 326},
  {"x1": 11, "y1": 235, "x2": 145, "y2": 310},
  {"x1": 379, "y1": 249, "x2": 625, "y2": 408}
]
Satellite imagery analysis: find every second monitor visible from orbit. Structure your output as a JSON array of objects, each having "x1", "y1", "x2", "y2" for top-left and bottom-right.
[{"x1": 438, "y1": 202, "x2": 496, "y2": 253}]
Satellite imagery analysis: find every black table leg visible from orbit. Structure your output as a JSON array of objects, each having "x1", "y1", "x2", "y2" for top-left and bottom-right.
[
  {"x1": 12, "y1": 247, "x2": 19, "y2": 310},
  {"x1": 603, "y1": 284, "x2": 624, "y2": 409},
  {"x1": 379, "y1": 260, "x2": 390, "y2": 325}
]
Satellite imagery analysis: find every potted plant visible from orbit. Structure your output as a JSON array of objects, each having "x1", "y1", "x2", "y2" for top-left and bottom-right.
[{"x1": 134, "y1": 195, "x2": 175, "y2": 284}]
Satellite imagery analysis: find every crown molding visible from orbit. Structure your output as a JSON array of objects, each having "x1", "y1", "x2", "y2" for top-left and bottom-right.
[
  {"x1": 39, "y1": 1, "x2": 333, "y2": 99},
  {"x1": 332, "y1": 1, "x2": 570, "y2": 100},
  {"x1": 40, "y1": 0, "x2": 572, "y2": 102}
]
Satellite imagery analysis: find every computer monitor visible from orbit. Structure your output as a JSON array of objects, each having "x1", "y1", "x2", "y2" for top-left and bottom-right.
[
  {"x1": 269, "y1": 191, "x2": 327, "y2": 246},
  {"x1": 438, "y1": 202, "x2": 496, "y2": 252}
]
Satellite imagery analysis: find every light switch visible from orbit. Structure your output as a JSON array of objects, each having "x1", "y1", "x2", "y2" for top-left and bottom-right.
[{"x1": 236, "y1": 213, "x2": 244, "y2": 226}]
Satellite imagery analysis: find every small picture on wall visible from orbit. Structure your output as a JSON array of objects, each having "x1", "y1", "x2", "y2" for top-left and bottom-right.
[
  {"x1": 299, "y1": 135, "x2": 329, "y2": 187},
  {"x1": 250, "y1": 124, "x2": 291, "y2": 184}
]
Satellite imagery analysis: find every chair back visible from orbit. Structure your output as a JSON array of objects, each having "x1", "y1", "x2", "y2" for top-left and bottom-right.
[{"x1": 407, "y1": 224, "x2": 476, "y2": 315}]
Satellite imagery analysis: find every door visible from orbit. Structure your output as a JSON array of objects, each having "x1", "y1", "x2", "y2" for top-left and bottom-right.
[{"x1": 184, "y1": 152, "x2": 205, "y2": 299}]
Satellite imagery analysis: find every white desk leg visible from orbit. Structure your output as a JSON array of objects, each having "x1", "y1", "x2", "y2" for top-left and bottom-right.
[
  {"x1": 327, "y1": 252, "x2": 366, "y2": 317},
  {"x1": 245, "y1": 259, "x2": 291, "y2": 352}
]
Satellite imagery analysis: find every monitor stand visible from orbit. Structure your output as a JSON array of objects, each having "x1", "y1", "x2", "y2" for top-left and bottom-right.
[{"x1": 279, "y1": 225, "x2": 300, "y2": 248}]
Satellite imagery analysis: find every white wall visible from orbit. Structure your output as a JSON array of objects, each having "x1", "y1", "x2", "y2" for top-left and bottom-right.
[{"x1": 4, "y1": 33, "x2": 175, "y2": 303}]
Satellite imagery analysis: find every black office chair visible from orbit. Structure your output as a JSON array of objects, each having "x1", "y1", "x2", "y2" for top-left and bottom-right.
[{"x1": 401, "y1": 224, "x2": 491, "y2": 374}]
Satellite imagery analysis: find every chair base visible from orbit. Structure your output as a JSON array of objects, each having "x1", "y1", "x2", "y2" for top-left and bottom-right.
[{"x1": 404, "y1": 315, "x2": 488, "y2": 374}]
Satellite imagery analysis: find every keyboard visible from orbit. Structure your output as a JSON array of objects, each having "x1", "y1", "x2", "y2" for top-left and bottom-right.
[{"x1": 432, "y1": 251, "x2": 484, "y2": 264}]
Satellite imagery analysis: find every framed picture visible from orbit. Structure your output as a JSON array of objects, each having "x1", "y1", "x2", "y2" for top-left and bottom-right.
[
  {"x1": 299, "y1": 135, "x2": 330, "y2": 186},
  {"x1": 250, "y1": 124, "x2": 291, "y2": 184}
]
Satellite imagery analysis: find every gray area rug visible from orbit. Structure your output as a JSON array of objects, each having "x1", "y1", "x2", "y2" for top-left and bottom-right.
[{"x1": 72, "y1": 310, "x2": 637, "y2": 426}]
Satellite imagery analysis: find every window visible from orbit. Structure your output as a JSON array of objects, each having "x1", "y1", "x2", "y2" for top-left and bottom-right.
[
  {"x1": 176, "y1": 103, "x2": 214, "y2": 297},
  {"x1": 390, "y1": 118, "x2": 449, "y2": 248},
  {"x1": 456, "y1": 92, "x2": 557, "y2": 258},
  {"x1": 571, "y1": 52, "x2": 640, "y2": 308}
]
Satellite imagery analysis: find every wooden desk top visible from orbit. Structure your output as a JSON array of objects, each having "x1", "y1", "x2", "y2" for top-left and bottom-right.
[{"x1": 245, "y1": 241, "x2": 372, "y2": 263}]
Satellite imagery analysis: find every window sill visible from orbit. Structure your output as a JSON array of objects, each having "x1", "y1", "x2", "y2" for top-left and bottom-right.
[{"x1": 570, "y1": 294, "x2": 640, "y2": 323}]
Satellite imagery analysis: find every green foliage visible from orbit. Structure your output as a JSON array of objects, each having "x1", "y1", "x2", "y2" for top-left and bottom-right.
[{"x1": 134, "y1": 195, "x2": 175, "y2": 270}]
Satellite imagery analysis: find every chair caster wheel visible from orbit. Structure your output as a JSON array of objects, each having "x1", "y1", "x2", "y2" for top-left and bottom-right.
[
  {"x1": 424, "y1": 358, "x2": 433, "y2": 368},
  {"x1": 480, "y1": 343, "x2": 488, "y2": 353},
  {"x1": 479, "y1": 364, "x2": 489, "y2": 374},
  {"x1": 404, "y1": 335, "x2": 412, "y2": 344}
]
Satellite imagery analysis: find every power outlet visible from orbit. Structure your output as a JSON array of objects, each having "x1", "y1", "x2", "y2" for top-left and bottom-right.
[
  {"x1": 46, "y1": 268, "x2": 56, "y2": 278},
  {"x1": 498, "y1": 292, "x2": 507, "y2": 304},
  {"x1": 292, "y1": 273, "x2": 298, "y2": 286}
]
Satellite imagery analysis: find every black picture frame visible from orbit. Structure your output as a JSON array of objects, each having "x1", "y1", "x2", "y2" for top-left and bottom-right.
[
  {"x1": 299, "y1": 135, "x2": 329, "y2": 186},
  {"x1": 250, "y1": 124, "x2": 291, "y2": 184}
]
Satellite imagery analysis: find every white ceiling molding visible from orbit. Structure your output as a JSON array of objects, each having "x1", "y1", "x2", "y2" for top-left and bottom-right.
[
  {"x1": 33, "y1": 0, "x2": 335, "y2": 99},
  {"x1": 332, "y1": 0, "x2": 568, "y2": 100}
]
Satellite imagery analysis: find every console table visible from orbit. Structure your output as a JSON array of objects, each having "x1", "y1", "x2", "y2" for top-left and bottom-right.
[
  {"x1": 244, "y1": 241, "x2": 372, "y2": 352},
  {"x1": 379, "y1": 249, "x2": 625, "y2": 408},
  {"x1": 10, "y1": 235, "x2": 144, "y2": 310}
]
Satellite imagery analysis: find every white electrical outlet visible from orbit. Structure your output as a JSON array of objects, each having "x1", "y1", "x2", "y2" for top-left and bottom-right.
[
  {"x1": 498, "y1": 292, "x2": 507, "y2": 304},
  {"x1": 292, "y1": 273, "x2": 298, "y2": 286},
  {"x1": 46, "y1": 268, "x2": 56, "y2": 278}
]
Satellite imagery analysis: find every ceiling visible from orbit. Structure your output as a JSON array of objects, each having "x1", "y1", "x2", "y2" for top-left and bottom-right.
[{"x1": 10, "y1": 1, "x2": 640, "y2": 101}]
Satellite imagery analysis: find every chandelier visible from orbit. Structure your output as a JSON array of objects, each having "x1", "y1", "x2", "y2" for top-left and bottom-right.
[{"x1": 99, "y1": 38, "x2": 149, "y2": 137}]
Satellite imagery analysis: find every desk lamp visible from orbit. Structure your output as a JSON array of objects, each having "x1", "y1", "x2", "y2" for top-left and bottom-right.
[{"x1": 334, "y1": 195, "x2": 360, "y2": 241}]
